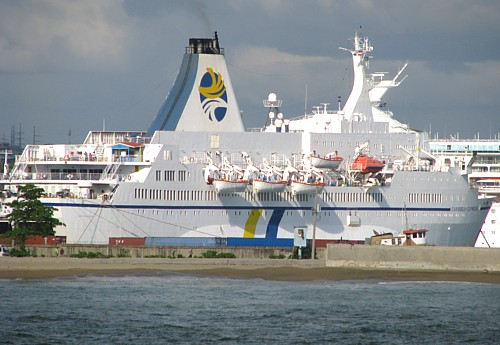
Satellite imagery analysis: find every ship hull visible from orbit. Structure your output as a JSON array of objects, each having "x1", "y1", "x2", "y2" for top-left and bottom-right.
[
  {"x1": 45, "y1": 169, "x2": 491, "y2": 247},
  {"x1": 47, "y1": 200, "x2": 489, "y2": 247}
]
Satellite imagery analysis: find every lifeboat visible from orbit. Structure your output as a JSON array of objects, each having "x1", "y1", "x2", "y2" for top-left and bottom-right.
[
  {"x1": 310, "y1": 155, "x2": 343, "y2": 169},
  {"x1": 290, "y1": 181, "x2": 325, "y2": 195},
  {"x1": 213, "y1": 179, "x2": 248, "y2": 193},
  {"x1": 351, "y1": 154, "x2": 384, "y2": 174},
  {"x1": 252, "y1": 179, "x2": 287, "y2": 193}
]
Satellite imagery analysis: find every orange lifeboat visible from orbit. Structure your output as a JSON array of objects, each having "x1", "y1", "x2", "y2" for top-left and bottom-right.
[{"x1": 351, "y1": 154, "x2": 384, "y2": 174}]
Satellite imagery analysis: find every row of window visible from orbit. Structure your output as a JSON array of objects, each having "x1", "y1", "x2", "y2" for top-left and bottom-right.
[
  {"x1": 408, "y1": 193, "x2": 443, "y2": 204},
  {"x1": 137, "y1": 208, "x2": 465, "y2": 219},
  {"x1": 135, "y1": 189, "x2": 217, "y2": 201},
  {"x1": 312, "y1": 140, "x2": 414, "y2": 151},
  {"x1": 134, "y1": 187, "x2": 450, "y2": 205},
  {"x1": 239, "y1": 191, "x2": 309, "y2": 202},
  {"x1": 134, "y1": 189, "x2": 309, "y2": 202},
  {"x1": 155, "y1": 170, "x2": 188, "y2": 182},
  {"x1": 50, "y1": 168, "x2": 103, "y2": 174},
  {"x1": 323, "y1": 191, "x2": 383, "y2": 203},
  {"x1": 472, "y1": 166, "x2": 500, "y2": 173}
]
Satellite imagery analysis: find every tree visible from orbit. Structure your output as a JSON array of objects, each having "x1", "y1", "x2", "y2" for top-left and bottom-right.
[{"x1": 3, "y1": 184, "x2": 65, "y2": 249}]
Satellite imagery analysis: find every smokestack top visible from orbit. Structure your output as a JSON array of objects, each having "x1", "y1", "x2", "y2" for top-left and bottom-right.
[{"x1": 187, "y1": 32, "x2": 222, "y2": 54}]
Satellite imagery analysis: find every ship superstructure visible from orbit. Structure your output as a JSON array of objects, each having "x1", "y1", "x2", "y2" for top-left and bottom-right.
[{"x1": 0, "y1": 30, "x2": 492, "y2": 246}]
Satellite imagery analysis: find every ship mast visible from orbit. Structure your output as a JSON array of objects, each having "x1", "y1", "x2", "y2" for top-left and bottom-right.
[{"x1": 339, "y1": 27, "x2": 374, "y2": 123}]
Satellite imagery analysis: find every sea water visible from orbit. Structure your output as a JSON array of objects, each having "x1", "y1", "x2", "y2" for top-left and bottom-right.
[{"x1": 1, "y1": 273, "x2": 498, "y2": 344}]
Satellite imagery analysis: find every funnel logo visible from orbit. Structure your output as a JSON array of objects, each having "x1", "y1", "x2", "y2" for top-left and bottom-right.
[{"x1": 199, "y1": 68, "x2": 228, "y2": 122}]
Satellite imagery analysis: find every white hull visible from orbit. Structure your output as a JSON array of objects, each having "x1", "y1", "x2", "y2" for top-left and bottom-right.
[
  {"x1": 44, "y1": 171, "x2": 490, "y2": 246},
  {"x1": 34, "y1": 138, "x2": 490, "y2": 247},
  {"x1": 475, "y1": 201, "x2": 499, "y2": 247}
]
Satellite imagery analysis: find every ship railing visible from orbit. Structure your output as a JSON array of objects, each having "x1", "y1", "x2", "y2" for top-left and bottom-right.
[
  {"x1": 8, "y1": 161, "x2": 29, "y2": 181},
  {"x1": 13, "y1": 171, "x2": 130, "y2": 184},
  {"x1": 11, "y1": 172, "x2": 104, "y2": 181},
  {"x1": 8, "y1": 149, "x2": 34, "y2": 178},
  {"x1": 113, "y1": 154, "x2": 141, "y2": 163},
  {"x1": 100, "y1": 161, "x2": 122, "y2": 181},
  {"x1": 15, "y1": 154, "x2": 111, "y2": 163},
  {"x1": 83, "y1": 131, "x2": 149, "y2": 145}
]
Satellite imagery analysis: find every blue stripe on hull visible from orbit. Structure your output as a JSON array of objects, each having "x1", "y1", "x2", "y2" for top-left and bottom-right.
[
  {"x1": 44, "y1": 202, "x2": 457, "y2": 212},
  {"x1": 226, "y1": 237, "x2": 293, "y2": 247},
  {"x1": 266, "y1": 208, "x2": 285, "y2": 238}
]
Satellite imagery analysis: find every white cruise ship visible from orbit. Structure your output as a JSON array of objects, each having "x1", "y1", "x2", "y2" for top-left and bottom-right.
[
  {"x1": 429, "y1": 139, "x2": 500, "y2": 247},
  {"x1": 0, "y1": 30, "x2": 492, "y2": 246}
]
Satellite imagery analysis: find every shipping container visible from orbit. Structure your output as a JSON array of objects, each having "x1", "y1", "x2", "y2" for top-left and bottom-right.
[
  {"x1": 145, "y1": 237, "x2": 225, "y2": 247},
  {"x1": 0, "y1": 235, "x2": 66, "y2": 245},
  {"x1": 226, "y1": 238, "x2": 294, "y2": 247},
  {"x1": 313, "y1": 239, "x2": 365, "y2": 247},
  {"x1": 109, "y1": 237, "x2": 146, "y2": 246}
]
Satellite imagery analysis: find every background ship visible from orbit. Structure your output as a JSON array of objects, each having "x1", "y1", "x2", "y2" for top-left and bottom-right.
[
  {"x1": 429, "y1": 138, "x2": 500, "y2": 247},
  {"x1": 0, "y1": 30, "x2": 492, "y2": 247}
]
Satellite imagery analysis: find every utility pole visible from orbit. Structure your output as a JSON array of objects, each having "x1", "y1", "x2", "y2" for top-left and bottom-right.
[
  {"x1": 17, "y1": 123, "x2": 23, "y2": 148},
  {"x1": 311, "y1": 187, "x2": 318, "y2": 260},
  {"x1": 32, "y1": 126, "x2": 41, "y2": 145},
  {"x1": 10, "y1": 125, "x2": 15, "y2": 148}
]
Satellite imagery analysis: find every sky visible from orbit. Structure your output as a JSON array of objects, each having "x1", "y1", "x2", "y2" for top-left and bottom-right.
[{"x1": 1, "y1": 0, "x2": 499, "y2": 145}]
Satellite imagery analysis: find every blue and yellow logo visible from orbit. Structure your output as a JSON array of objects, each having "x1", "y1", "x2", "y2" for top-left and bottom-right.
[{"x1": 199, "y1": 68, "x2": 228, "y2": 122}]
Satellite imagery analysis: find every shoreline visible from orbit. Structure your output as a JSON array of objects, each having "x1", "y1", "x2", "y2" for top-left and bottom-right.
[{"x1": 1, "y1": 257, "x2": 499, "y2": 283}]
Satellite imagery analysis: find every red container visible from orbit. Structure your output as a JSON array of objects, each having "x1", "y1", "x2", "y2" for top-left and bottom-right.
[
  {"x1": 109, "y1": 237, "x2": 146, "y2": 246},
  {"x1": 313, "y1": 239, "x2": 364, "y2": 247},
  {"x1": 0, "y1": 235, "x2": 66, "y2": 245},
  {"x1": 25, "y1": 236, "x2": 67, "y2": 245}
]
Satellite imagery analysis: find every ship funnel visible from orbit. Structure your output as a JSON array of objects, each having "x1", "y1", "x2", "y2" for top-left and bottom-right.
[{"x1": 147, "y1": 32, "x2": 244, "y2": 135}]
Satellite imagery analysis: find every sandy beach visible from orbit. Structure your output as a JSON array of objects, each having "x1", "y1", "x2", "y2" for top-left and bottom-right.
[{"x1": 1, "y1": 257, "x2": 499, "y2": 283}]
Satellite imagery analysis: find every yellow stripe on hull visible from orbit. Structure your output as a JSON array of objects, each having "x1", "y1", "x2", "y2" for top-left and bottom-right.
[{"x1": 243, "y1": 209, "x2": 263, "y2": 238}]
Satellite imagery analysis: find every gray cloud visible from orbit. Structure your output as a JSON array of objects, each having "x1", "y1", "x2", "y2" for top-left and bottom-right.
[{"x1": 1, "y1": 0, "x2": 499, "y2": 144}]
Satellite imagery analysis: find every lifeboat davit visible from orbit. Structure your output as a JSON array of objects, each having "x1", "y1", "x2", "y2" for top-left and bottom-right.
[{"x1": 351, "y1": 154, "x2": 384, "y2": 174}]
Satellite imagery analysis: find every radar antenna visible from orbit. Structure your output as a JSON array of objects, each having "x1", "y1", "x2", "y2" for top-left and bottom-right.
[{"x1": 263, "y1": 93, "x2": 285, "y2": 131}]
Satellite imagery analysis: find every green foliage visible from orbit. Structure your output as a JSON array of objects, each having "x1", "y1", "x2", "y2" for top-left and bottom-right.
[
  {"x1": 117, "y1": 252, "x2": 131, "y2": 258},
  {"x1": 3, "y1": 184, "x2": 65, "y2": 248},
  {"x1": 201, "y1": 250, "x2": 217, "y2": 258},
  {"x1": 269, "y1": 253, "x2": 286, "y2": 259},
  {"x1": 292, "y1": 246, "x2": 314, "y2": 259},
  {"x1": 201, "y1": 250, "x2": 236, "y2": 258},
  {"x1": 9, "y1": 247, "x2": 31, "y2": 257},
  {"x1": 69, "y1": 251, "x2": 109, "y2": 258}
]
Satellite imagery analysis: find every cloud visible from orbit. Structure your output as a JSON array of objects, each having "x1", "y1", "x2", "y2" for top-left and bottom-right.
[
  {"x1": 0, "y1": 0, "x2": 128, "y2": 72},
  {"x1": 231, "y1": 45, "x2": 333, "y2": 73},
  {"x1": 1, "y1": 1, "x2": 499, "y2": 143}
]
